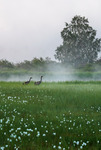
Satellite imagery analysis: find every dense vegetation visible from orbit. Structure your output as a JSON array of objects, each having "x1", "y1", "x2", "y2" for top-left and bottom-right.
[
  {"x1": 55, "y1": 16, "x2": 101, "y2": 67},
  {"x1": 0, "y1": 81, "x2": 101, "y2": 149},
  {"x1": 0, "y1": 57, "x2": 57, "y2": 71}
]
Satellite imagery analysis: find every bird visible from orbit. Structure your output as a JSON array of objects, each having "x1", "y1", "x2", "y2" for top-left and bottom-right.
[
  {"x1": 23, "y1": 77, "x2": 32, "y2": 85},
  {"x1": 34, "y1": 76, "x2": 43, "y2": 85}
]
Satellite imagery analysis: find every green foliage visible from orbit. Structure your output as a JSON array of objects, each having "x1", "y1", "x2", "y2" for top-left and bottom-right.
[
  {"x1": 0, "y1": 57, "x2": 58, "y2": 73},
  {"x1": 0, "y1": 59, "x2": 14, "y2": 69},
  {"x1": 55, "y1": 15, "x2": 101, "y2": 67},
  {"x1": 15, "y1": 57, "x2": 57, "y2": 72}
]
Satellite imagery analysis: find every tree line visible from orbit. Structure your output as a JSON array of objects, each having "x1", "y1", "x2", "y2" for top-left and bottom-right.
[
  {"x1": 0, "y1": 57, "x2": 61, "y2": 72},
  {"x1": 1, "y1": 56, "x2": 101, "y2": 73}
]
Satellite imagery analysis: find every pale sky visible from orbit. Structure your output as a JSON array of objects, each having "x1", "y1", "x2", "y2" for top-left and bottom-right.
[{"x1": 0, "y1": 0, "x2": 101, "y2": 63}]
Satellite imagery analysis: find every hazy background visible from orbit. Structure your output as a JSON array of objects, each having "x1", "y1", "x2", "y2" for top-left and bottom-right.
[{"x1": 0, "y1": 0, "x2": 101, "y2": 63}]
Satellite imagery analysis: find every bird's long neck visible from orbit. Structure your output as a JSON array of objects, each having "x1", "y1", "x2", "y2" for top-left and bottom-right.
[{"x1": 40, "y1": 76, "x2": 43, "y2": 81}]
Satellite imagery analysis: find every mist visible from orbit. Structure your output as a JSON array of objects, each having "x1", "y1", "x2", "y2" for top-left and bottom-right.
[
  {"x1": 0, "y1": 65, "x2": 76, "y2": 82},
  {"x1": 1, "y1": 63, "x2": 101, "y2": 82}
]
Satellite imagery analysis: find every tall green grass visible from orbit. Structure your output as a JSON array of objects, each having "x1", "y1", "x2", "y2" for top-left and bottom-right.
[{"x1": 0, "y1": 81, "x2": 101, "y2": 149}]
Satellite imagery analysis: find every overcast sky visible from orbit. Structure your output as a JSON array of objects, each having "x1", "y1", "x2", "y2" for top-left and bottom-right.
[{"x1": 0, "y1": 0, "x2": 101, "y2": 63}]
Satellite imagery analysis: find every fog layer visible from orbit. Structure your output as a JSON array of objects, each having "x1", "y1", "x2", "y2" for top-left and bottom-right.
[{"x1": 1, "y1": 64, "x2": 101, "y2": 82}]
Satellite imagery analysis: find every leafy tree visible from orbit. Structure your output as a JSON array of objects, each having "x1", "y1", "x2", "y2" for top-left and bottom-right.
[
  {"x1": 16, "y1": 60, "x2": 32, "y2": 70},
  {"x1": 31, "y1": 57, "x2": 45, "y2": 66},
  {"x1": 55, "y1": 16, "x2": 101, "y2": 67},
  {"x1": 0, "y1": 59, "x2": 14, "y2": 69}
]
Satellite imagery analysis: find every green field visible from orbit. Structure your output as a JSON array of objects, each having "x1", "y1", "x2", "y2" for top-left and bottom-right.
[{"x1": 0, "y1": 81, "x2": 101, "y2": 150}]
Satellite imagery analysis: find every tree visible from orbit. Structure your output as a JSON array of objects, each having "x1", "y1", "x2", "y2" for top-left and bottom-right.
[
  {"x1": 55, "y1": 16, "x2": 101, "y2": 67},
  {"x1": 0, "y1": 59, "x2": 14, "y2": 69}
]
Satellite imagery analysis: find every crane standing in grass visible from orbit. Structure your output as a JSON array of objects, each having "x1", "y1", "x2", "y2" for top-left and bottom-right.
[
  {"x1": 23, "y1": 77, "x2": 32, "y2": 85},
  {"x1": 34, "y1": 76, "x2": 43, "y2": 85}
]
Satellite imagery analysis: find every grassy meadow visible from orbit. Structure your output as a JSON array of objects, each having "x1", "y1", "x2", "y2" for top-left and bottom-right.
[{"x1": 0, "y1": 81, "x2": 101, "y2": 150}]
